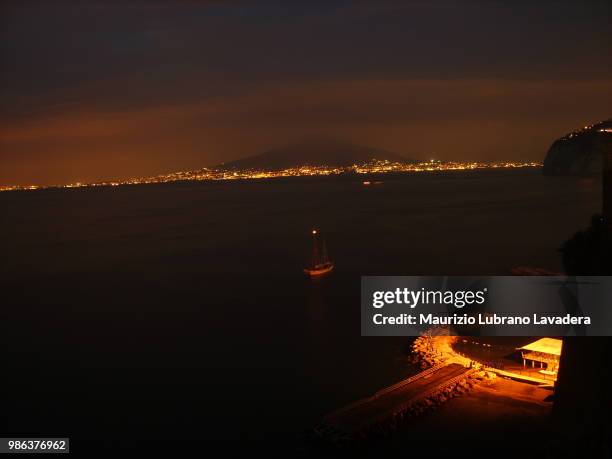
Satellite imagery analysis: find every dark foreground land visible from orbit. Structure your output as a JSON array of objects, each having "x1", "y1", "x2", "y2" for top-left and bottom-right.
[{"x1": 388, "y1": 378, "x2": 552, "y2": 458}]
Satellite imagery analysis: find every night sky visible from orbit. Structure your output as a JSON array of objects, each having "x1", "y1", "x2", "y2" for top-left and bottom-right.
[{"x1": 1, "y1": 1, "x2": 611, "y2": 186}]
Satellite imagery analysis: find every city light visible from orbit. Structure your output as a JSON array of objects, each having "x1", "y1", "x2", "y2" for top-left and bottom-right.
[{"x1": 0, "y1": 159, "x2": 542, "y2": 193}]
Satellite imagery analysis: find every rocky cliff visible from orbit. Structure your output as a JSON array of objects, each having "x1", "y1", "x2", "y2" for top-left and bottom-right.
[{"x1": 543, "y1": 119, "x2": 611, "y2": 176}]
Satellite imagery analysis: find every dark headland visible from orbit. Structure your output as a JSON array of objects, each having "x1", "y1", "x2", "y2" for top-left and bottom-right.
[{"x1": 543, "y1": 119, "x2": 611, "y2": 176}]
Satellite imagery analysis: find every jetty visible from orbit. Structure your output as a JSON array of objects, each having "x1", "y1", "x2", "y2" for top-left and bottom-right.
[{"x1": 318, "y1": 362, "x2": 474, "y2": 440}]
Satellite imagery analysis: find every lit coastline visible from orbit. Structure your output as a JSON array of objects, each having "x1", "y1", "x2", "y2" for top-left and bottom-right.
[{"x1": 0, "y1": 159, "x2": 541, "y2": 193}]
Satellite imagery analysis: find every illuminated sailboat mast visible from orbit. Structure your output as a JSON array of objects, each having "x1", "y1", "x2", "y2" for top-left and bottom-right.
[{"x1": 304, "y1": 230, "x2": 334, "y2": 277}]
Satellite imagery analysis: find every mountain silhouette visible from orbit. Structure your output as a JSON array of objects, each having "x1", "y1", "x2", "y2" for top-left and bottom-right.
[{"x1": 216, "y1": 137, "x2": 415, "y2": 170}]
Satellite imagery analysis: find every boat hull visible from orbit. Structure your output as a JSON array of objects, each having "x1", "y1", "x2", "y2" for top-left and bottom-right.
[{"x1": 304, "y1": 263, "x2": 334, "y2": 277}]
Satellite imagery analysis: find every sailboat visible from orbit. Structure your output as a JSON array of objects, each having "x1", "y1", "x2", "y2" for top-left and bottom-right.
[{"x1": 304, "y1": 230, "x2": 334, "y2": 276}]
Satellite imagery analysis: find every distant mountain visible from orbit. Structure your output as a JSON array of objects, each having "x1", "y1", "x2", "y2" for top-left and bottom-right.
[
  {"x1": 543, "y1": 119, "x2": 612, "y2": 176},
  {"x1": 216, "y1": 138, "x2": 415, "y2": 171}
]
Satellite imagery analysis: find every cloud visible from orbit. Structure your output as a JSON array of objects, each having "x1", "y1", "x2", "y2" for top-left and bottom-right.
[
  {"x1": 1, "y1": 76, "x2": 611, "y2": 185},
  {"x1": 1, "y1": 1, "x2": 611, "y2": 185}
]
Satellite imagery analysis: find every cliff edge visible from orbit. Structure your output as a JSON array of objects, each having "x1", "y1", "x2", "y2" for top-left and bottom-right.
[{"x1": 542, "y1": 119, "x2": 611, "y2": 176}]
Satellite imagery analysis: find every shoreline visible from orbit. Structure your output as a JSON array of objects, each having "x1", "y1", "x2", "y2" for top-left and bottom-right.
[{"x1": 0, "y1": 162, "x2": 542, "y2": 193}]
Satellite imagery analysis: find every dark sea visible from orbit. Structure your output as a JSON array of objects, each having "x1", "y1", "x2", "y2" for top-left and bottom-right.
[{"x1": 0, "y1": 169, "x2": 601, "y2": 455}]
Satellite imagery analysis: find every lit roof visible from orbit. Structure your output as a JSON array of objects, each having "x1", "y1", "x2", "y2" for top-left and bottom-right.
[{"x1": 518, "y1": 338, "x2": 563, "y2": 356}]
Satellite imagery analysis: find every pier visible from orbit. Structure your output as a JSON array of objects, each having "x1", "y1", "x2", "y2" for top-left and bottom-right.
[{"x1": 319, "y1": 363, "x2": 474, "y2": 439}]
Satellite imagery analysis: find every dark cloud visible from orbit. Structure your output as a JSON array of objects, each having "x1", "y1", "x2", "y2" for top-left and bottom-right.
[{"x1": 1, "y1": 1, "x2": 611, "y2": 185}]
